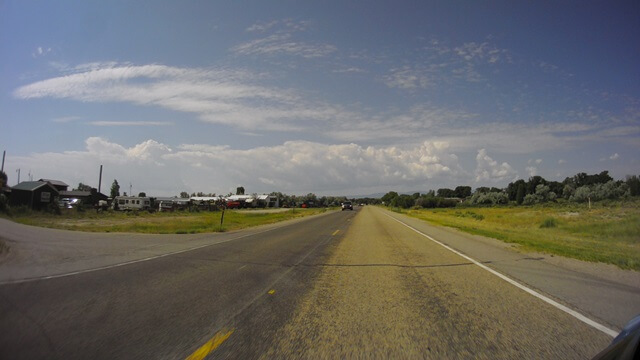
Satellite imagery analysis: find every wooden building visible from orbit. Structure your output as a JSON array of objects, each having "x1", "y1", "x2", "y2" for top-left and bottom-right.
[{"x1": 10, "y1": 181, "x2": 59, "y2": 210}]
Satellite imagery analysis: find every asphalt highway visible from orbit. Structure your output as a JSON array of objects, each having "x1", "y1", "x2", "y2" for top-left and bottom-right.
[{"x1": 0, "y1": 206, "x2": 636, "y2": 359}]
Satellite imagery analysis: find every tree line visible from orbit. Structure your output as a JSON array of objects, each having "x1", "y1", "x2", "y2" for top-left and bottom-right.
[{"x1": 382, "y1": 171, "x2": 640, "y2": 209}]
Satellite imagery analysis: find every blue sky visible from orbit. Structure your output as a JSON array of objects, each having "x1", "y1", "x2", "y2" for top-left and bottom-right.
[{"x1": 1, "y1": 0, "x2": 638, "y2": 196}]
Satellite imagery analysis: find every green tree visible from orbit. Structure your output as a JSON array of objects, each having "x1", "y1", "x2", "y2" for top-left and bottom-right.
[
  {"x1": 507, "y1": 179, "x2": 525, "y2": 201},
  {"x1": 454, "y1": 186, "x2": 472, "y2": 199},
  {"x1": 110, "y1": 180, "x2": 120, "y2": 198},
  {"x1": 436, "y1": 188, "x2": 456, "y2": 198},
  {"x1": 138, "y1": 192, "x2": 146, "y2": 197},
  {"x1": 180, "y1": 191, "x2": 189, "y2": 198},
  {"x1": 391, "y1": 194, "x2": 415, "y2": 208},
  {"x1": 626, "y1": 175, "x2": 640, "y2": 196},
  {"x1": 526, "y1": 176, "x2": 547, "y2": 195},
  {"x1": 236, "y1": 186, "x2": 245, "y2": 195},
  {"x1": 75, "y1": 182, "x2": 92, "y2": 191},
  {"x1": 381, "y1": 191, "x2": 398, "y2": 205},
  {"x1": 0, "y1": 170, "x2": 7, "y2": 189},
  {"x1": 516, "y1": 183, "x2": 525, "y2": 205}
]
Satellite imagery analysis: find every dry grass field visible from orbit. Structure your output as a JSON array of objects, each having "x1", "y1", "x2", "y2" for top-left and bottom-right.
[
  {"x1": 7, "y1": 207, "x2": 330, "y2": 234},
  {"x1": 399, "y1": 199, "x2": 640, "y2": 270}
]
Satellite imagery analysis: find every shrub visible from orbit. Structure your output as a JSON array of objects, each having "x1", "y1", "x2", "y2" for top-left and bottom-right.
[
  {"x1": 540, "y1": 217, "x2": 557, "y2": 228},
  {"x1": 48, "y1": 202, "x2": 61, "y2": 215},
  {"x1": 0, "y1": 194, "x2": 7, "y2": 213},
  {"x1": 469, "y1": 191, "x2": 509, "y2": 206}
]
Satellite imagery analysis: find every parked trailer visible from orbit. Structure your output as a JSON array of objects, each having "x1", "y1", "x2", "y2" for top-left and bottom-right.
[{"x1": 113, "y1": 196, "x2": 151, "y2": 211}]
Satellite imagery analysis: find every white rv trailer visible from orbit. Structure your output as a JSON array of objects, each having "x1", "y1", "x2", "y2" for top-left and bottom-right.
[{"x1": 113, "y1": 196, "x2": 151, "y2": 211}]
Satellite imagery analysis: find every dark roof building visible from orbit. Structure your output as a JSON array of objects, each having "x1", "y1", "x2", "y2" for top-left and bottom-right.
[
  {"x1": 38, "y1": 179, "x2": 69, "y2": 192},
  {"x1": 10, "y1": 181, "x2": 59, "y2": 210},
  {"x1": 59, "y1": 190, "x2": 108, "y2": 205}
]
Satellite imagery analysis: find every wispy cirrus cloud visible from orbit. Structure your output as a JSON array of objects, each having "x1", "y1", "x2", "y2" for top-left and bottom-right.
[
  {"x1": 232, "y1": 33, "x2": 337, "y2": 59},
  {"x1": 89, "y1": 121, "x2": 173, "y2": 127},
  {"x1": 14, "y1": 61, "x2": 639, "y2": 154},
  {"x1": 382, "y1": 66, "x2": 431, "y2": 89},
  {"x1": 14, "y1": 63, "x2": 313, "y2": 131},
  {"x1": 233, "y1": 19, "x2": 336, "y2": 59},
  {"x1": 51, "y1": 116, "x2": 81, "y2": 123}
]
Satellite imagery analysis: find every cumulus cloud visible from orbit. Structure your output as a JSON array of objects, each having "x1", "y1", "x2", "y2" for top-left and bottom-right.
[
  {"x1": 525, "y1": 166, "x2": 538, "y2": 177},
  {"x1": 474, "y1": 149, "x2": 517, "y2": 182},
  {"x1": 610, "y1": 153, "x2": 619, "y2": 160},
  {"x1": 6, "y1": 137, "x2": 465, "y2": 196}
]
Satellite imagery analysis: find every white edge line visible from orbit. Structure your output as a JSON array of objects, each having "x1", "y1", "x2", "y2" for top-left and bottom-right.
[
  {"x1": 0, "y1": 227, "x2": 278, "y2": 286},
  {"x1": 384, "y1": 212, "x2": 619, "y2": 338}
]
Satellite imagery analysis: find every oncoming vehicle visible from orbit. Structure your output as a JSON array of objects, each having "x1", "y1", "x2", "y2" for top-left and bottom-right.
[
  {"x1": 113, "y1": 196, "x2": 151, "y2": 211},
  {"x1": 341, "y1": 201, "x2": 353, "y2": 211}
]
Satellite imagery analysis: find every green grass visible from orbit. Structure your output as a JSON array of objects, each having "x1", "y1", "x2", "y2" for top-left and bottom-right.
[
  {"x1": 539, "y1": 217, "x2": 557, "y2": 228},
  {"x1": 403, "y1": 199, "x2": 640, "y2": 270},
  {"x1": 6, "y1": 208, "x2": 330, "y2": 234}
]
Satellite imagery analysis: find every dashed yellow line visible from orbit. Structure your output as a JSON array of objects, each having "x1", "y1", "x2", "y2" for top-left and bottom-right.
[
  {"x1": 186, "y1": 328, "x2": 234, "y2": 360},
  {"x1": 332, "y1": 230, "x2": 340, "y2": 236}
]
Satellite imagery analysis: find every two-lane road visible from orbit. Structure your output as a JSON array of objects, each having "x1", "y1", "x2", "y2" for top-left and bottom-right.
[{"x1": 1, "y1": 206, "x2": 636, "y2": 359}]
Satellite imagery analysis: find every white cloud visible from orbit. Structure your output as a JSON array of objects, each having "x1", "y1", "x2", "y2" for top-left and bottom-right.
[
  {"x1": 475, "y1": 149, "x2": 517, "y2": 182},
  {"x1": 52, "y1": 116, "x2": 81, "y2": 123},
  {"x1": 558, "y1": 159, "x2": 566, "y2": 164},
  {"x1": 15, "y1": 62, "x2": 637, "y2": 154},
  {"x1": 89, "y1": 121, "x2": 173, "y2": 127},
  {"x1": 232, "y1": 33, "x2": 337, "y2": 58},
  {"x1": 383, "y1": 66, "x2": 430, "y2": 89},
  {"x1": 246, "y1": 19, "x2": 310, "y2": 33},
  {"x1": 525, "y1": 166, "x2": 538, "y2": 177},
  {"x1": 610, "y1": 153, "x2": 619, "y2": 160},
  {"x1": 32, "y1": 46, "x2": 52, "y2": 58},
  {"x1": 6, "y1": 137, "x2": 465, "y2": 196},
  {"x1": 332, "y1": 67, "x2": 366, "y2": 74},
  {"x1": 14, "y1": 63, "x2": 312, "y2": 131},
  {"x1": 453, "y1": 42, "x2": 510, "y2": 64}
]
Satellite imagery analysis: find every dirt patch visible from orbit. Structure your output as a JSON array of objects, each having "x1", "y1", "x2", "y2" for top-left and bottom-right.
[{"x1": 560, "y1": 212, "x2": 580, "y2": 217}]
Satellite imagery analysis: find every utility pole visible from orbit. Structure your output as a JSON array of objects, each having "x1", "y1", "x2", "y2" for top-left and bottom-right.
[
  {"x1": 129, "y1": 182, "x2": 132, "y2": 196},
  {"x1": 98, "y1": 165, "x2": 103, "y2": 193},
  {"x1": 16, "y1": 168, "x2": 20, "y2": 184},
  {"x1": 1, "y1": 151, "x2": 5, "y2": 172}
]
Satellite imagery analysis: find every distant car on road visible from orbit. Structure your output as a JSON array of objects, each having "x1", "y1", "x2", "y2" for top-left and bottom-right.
[{"x1": 341, "y1": 201, "x2": 353, "y2": 211}]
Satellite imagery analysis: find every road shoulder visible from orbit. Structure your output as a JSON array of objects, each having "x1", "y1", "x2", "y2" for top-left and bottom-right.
[{"x1": 379, "y1": 206, "x2": 640, "y2": 330}]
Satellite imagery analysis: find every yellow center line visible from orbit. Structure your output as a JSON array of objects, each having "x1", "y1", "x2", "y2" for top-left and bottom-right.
[
  {"x1": 332, "y1": 230, "x2": 340, "y2": 236},
  {"x1": 186, "y1": 328, "x2": 234, "y2": 360}
]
